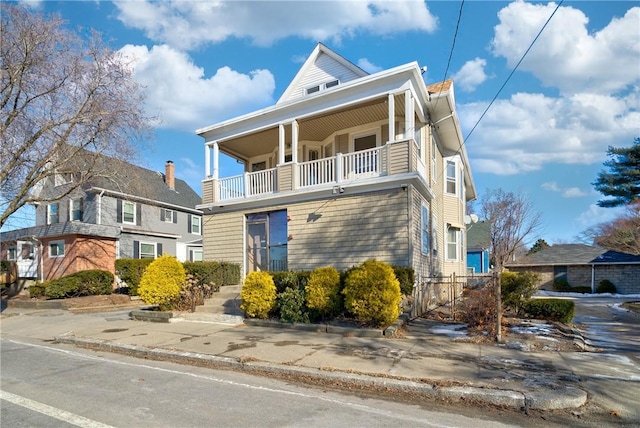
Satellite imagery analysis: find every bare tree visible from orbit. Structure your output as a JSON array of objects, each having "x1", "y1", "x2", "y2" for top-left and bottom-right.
[
  {"x1": 480, "y1": 188, "x2": 543, "y2": 271},
  {"x1": 578, "y1": 203, "x2": 640, "y2": 255},
  {"x1": 0, "y1": 4, "x2": 152, "y2": 228}
]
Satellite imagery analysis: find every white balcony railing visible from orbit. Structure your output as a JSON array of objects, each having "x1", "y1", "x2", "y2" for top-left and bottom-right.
[
  {"x1": 340, "y1": 146, "x2": 381, "y2": 180},
  {"x1": 298, "y1": 157, "x2": 336, "y2": 187},
  {"x1": 218, "y1": 168, "x2": 276, "y2": 201}
]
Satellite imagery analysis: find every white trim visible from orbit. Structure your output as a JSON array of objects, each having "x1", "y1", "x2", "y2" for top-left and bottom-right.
[
  {"x1": 89, "y1": 188, "x2": 203, "y2": 215},
  {"x1": 350, "y1": 128, "x2": 381, "y2": 152},
  {"x1": 122, "y1": 200, "x2": 136, "y2": 225},
  {"x1": 138, "y1": 241, "x2": 157, "y2": 259},
  {"x1": 190, "y1": 215, "x2": 201, "y2": 235},
  {"x1": 48, "y1": 240, "x2": 65, "y2": 258}
]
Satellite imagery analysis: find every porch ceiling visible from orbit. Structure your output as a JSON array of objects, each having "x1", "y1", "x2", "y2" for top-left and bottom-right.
[{"x1": 219, "y1": 95, "x2": 406, "y2": 160}]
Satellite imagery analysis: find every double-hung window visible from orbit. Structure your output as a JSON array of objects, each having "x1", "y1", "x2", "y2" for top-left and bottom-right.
[
  {"x1": 49, "y1": 240, "x2": 65, "y2": 258},
  {"x1": 161, "y1": 208, "x2": 175, "y2": 223},
  {"x1": 446, "y1": 160, "x2": 457, "y2": 195},
  {"x1": 70, "y1": 198, "x2": 83, "y2": 221},
  {"x1": 122, "y1": 201, "x2": 135, "y2": 224},
  {"x1": 190, "y1": 215, "x2": 201, "y2": 235},
  {"x1": 446, "y1": 228, "x2": 459, "y2": 261},
  {"x1": 7, "y1": 247, "x2": 17, "y2": 261},
  {"x1": 47, "y1": 203, "x2": 59, "y2": 224},
  {"x1": 139, "y1": 242, "x2": 156, "y2": 259},
  {"x1": 421, "y1": 204, "x2": 430, "y2": 254}
]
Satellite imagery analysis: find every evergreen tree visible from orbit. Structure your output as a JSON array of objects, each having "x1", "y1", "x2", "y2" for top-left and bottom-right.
[
  {"x1": 528, "y1": 238, "x2": 550, "y2": 255},
  {"x1": 593, "y1": 138, "x2": 640, "y2": 208}
]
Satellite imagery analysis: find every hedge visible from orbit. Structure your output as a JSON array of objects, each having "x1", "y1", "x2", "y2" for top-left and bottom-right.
[
  {"x1": 183, "y1": 261, "x2": 241, "y2": 294},
  {"x1": 44, "y1": 270, "x2": 114, "y2": 299},
  {"x1": 115, "y1": 259, "x2": 154, "y2": 295},
  {"x1": 522, "y1": 298, "x2": 575, "y2": 324}
]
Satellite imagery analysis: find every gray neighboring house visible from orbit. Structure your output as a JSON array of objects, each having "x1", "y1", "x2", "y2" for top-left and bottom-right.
[
  {"x1": 506, "y1": 244, "x2": 640, "y2": 294},
  {"x1": 1, "y1": 159, "x2": 203, "y2": 282}
]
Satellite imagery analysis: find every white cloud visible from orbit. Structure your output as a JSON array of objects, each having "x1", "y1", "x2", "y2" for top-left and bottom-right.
[
  {"x1": 576, "y1": 204, "x2": 624, "y2": 229},
  {"x1": 452, "y1": 58, "x2": 488, "y2": 92},
  {"x1": 542, "y1": 182, "x2": 560, "y2": 192},
  {"x1": 118, "y1": 44, "x2": 275, "y2": 131},
  {"x1": 357, "y1": 58, "x2": 382, "y2": 74},
  {"x1": 491, "y1": 2, "x2": 640, "y2": 95},
  {"x1": 16, "y1": 0, "x2": 43, "y2": 8},
  {"x1": 461, "y1": 90, "x2": 640, "y2": 175},
  {"x1": 114, "y1": 0, "x2": 437, "y2": 50},
  {"x1": 542, "y1": 182, "x2": 587, "y2": 198}
]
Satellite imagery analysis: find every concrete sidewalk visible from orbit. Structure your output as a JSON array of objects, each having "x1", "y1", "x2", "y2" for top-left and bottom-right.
[{"x1": 1, "y1": 304, "x2": 593, "y2": 411}]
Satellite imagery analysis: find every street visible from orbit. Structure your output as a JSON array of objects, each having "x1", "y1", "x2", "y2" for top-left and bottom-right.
[{"x1": 2, "y1": 337, "x2": 518, "y2": 428}]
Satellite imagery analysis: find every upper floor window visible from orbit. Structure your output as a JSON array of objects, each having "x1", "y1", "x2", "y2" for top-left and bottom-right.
[
  {"x1": 446, "y1": 227, "x2": 459, "y2": 261},
  {"x1": 54, "y1": 172, "x2": 74, "y2": 187},
  {"x1": 161, "y1": 208, "x2": 175, "y2": 223},
  {"x1": 7, "y1": 247, "x2": 17, "y2": 261},
  {"x1": 49, "y1": 240, "x2": 65, "y2": 258},
  {"x1": 70, "y1": 198, "x2": 83, "y2": 221},
  {"x1": 305, "y1": 79, "x2": 340, "y2": 95},
  {"x1": 190, "y1": 215, "x2": 201, "y2": 235},
  {"x1": 446, "y1": 160, "x2": 457, "y2": 195},
  {"x1": 122, "y1": 201, "x2": 135, "y2": 224},
  {"x1": 47, "y1": 203, "x2": 59, "y2": 224}
]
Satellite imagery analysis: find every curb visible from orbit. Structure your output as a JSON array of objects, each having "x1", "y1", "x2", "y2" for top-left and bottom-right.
[{"x1": 54, "y1": 336, "x2": 587, "y2": 411}]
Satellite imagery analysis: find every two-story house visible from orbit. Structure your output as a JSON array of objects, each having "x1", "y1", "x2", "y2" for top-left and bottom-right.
[
  {"x1": 197, "y1": 43, "x2": 476, "y2": 281},
  {"x1": 1, "y1": 158, "x2": 203, "y2": 282}
]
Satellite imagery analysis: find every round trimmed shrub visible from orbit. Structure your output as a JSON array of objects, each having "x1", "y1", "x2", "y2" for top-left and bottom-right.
[
  {"x1": 138, "y1": 255, "x2": 186, "y2": 310},
  {"x1": 596, "y1": 279, "x2": 617, "y2": 294},
  {"x1": 342, "y1": 260, "x2": 401, "y2": 327},
  {"x1": 278, "y1": 287, "x2": 309, "y2": 324},
  {"x1": 240, "y1": 271, "x2": 277, "y2": 319},
  {"x1": 305, "y1": 266, "x2": 341, "y2": 317}
]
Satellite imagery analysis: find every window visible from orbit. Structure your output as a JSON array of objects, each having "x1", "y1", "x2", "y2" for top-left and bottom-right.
[
  {"x1": 122, "y1": 201, "x2": 135, "y2": 224},
  {"x1": 190, "y1": 249, "x2": 203, "y2": 262},
  {"x1": 139, "y1": 242, "x2": 156, "y2": 259},
  {"x1": 421, "y1": 204, "x2": 430, "y2": 254},
  {"x1": 47, "y1": 203, "x2": 59, "y2": 224},
  {"x1": 7, "y1": 247, "x2": 17, "y2": 261},
  {"x1": 446, "y1": 160, "x2": 456, "y2": 195},
  {"x1": 246, "y1": 210, "x2": 288, "y2": 273},
  {"x1": 55, "y1": 172, "x2": 73, "y2": 186},
  {"x1": 305, "y1": 80, "x2": 339, "y2": 95},
  {"x1": 325, "y1": 79, "x2": 339, "y2": 89},
  {"x1": 49, "y1": 240, "x2": 65, "y2": 258},
  {"x1": 432, "y1": 214, "x2": 439, "y2": 259},
  {"x1": 70, "y1": 198, "x2": 83, "y2": 221},
  {"x1": 446, "y1": 228, "x2": 459, "y2": 261},
  {"x1": 190, "y1": 215, "x2": 201, "y2": 235},
  {"x1": 306, "y1": 85, "x2": 320, "y2": 95},
  {"x1": 161, "y1": 208, "x2": 175, "y2": 223}
]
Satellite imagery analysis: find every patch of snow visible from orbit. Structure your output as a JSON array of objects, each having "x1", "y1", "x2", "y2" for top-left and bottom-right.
[
  {"x1": 429, "y1": 324, "x2": 468, "y2": 338},
  {"x1": 536, "y1": 291, "x2": 640, "y2": 299},
  {"x1": 510, "y1": 322, "x2": 553, "y2": 335}
]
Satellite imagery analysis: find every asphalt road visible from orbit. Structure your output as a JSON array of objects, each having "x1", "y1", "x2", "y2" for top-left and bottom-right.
[{"x1": 1, "y1": 338, "x2": 520, "y2": 428}]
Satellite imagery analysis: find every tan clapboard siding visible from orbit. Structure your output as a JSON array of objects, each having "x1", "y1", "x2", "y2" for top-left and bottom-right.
[
  {"x1": 202, "y1": 212, "x2": 244, "y2": 266},
  {"x1": 443, "y1": 196, "x2": 463, "y2": 226},
  {"x1": 388, "y1": 141, "x2": 409, "y2": 175},
  {"x1": 410, "y1": 187, "x2": 431, "y2": 278},
  {"x1": 202, "y1": 180, "x2": 214, "y2": 205},
  {"x1": 336, "y1": 133, "x2": 348, "y2": 153},
  {"x1": 287, "y1": 188, "x2": 410, "y2": 271},
  {"x1": 277, "y1": 164, "x2": 293, "y2": 192}
]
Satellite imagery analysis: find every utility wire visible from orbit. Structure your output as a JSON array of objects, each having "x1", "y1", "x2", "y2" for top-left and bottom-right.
[
  {"x1": 432, "y1": 0, "x2": 465, "y2": 113},
  {"x1": 461, "y1": 0, "x2": 564, "y2": 146}
]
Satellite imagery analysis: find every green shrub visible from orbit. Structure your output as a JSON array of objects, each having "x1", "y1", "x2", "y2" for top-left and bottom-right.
[
  {"x1": 138, "y1": 255, "x2": 186, "y2": 310},
  {"x1": 216, "y1": 261, "x2": 242, "y2": 286},
  {"x1": 342, "y1": 260, "x2": 401, "y2": 327},
  {"x1": 522, "y1": 299, "x2": 575, "y2": 324},
  {"x1": 501, "y1": 271, "x2": 540, "y2": 314},
  {"x1": 552, "y1": 278, "x2": 571, "y2": 291},
  {"x1": 44, "y1": 270, "x2": 114, "y2": 299},
  {"x1": 392, "y1": 265, "x2": 415, "y2": 295},
  {"x1": 270, "y1": 271, "x2": 310, "y2": 293},
  {"x1": 278, "y1": 287, "x2": 310, "y2": 324},
  {"x1": 1, "y1": 260, "x2": 12, "y2": 273},
  {"x1": 596, "y1": 279, "x2": 617, "y2": 294},
  {"x1": 28, "y1": 282, "x2": 47, "y2": 298},
  {"x1": 115, "y1": 259, "x2": 154, "y2": 295},
  {"x1": 183, "y1": 262, "x2": 223, "y2": 297},
  {"x1": 240, "y1": 271, "x2": 277, "y2": 319},
  {"x1": 305, "y1": 266, "x2": 341, "y2": 317}
]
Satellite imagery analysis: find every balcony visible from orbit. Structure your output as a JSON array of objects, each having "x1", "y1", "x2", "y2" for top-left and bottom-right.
[{"x1": 202, "y1": 139, "x2": 424, "y2": 205}]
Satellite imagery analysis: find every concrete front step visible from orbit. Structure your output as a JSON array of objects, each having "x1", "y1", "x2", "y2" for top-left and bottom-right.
[
  {"x1": 194, "y1": 284, "x2": 243, "y2": 317},
  {"x1": 176, "y1": 312, "x2": 245, "y2": 325}
]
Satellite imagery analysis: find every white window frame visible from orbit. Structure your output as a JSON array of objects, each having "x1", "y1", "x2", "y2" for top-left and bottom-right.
[
  {"x1": 162, "y1": 208, "x2": 174, "y2": 223},
  {"x1": 69, "y1": 198, "x2": 83, "y2": 222},
  {"x1": 305, "y1": 79, "x2": 340, "y2": 95},
  {"x1": 122, "y1": 201, "x2": 136, "y2": 225},
  {"x1": 446, "y1": 227, "x2": 459, "y2": 261},
  {"x1": 190, "y1": 215, "x2": 201, "y2": 235},
  {"x1": 47, "y1": 203, "x2": 59, "y2": 224},
  {"x1": 445, "y1": 160, "x2": 457, "y2": 195},
  {"x1": 7, "y1": 246, "x2": 18, "y2": 261},
  {"x1": 190, "y1": 249, "x2": 203, "y2": 262},
  {"x1": 139, "y1": 242, "x2": 156, "y2": 259},
  {"x1": 350, "y1": 129, "x2": 380, "y2": 152},
  {"x1": 421, "y1": 204, "x2": 430, "y2": 255},
  {"x1": 49, "y1": 240, "x2": 65, "y2": 258}
]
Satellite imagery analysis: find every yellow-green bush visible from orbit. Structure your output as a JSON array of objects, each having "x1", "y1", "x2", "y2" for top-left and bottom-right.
[
  {"x1": 240, "y1": 271, "x2": 277, "y2": 319},
  {"x1": 305, "y1": 266, "x2": 341, "y2": 317},
  {"x1": 342, "y1": 260, "x2": 401, "y2": 327},
  {"x1": 138, "y1": 255, "x2": 186, "y2": 310}
]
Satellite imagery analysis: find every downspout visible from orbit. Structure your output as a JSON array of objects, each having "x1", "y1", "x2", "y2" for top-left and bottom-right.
[{"x1": 97, "y1": 190, "x2": 105, "y2": 225}]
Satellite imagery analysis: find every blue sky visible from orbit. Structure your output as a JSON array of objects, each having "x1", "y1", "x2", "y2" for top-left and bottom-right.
[{"x1": 5, "y1": 0, "x2": 639, "y2": 247}]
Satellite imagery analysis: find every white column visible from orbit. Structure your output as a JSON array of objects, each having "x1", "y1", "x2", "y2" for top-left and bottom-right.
[
  {"x1": 292, "y1": 120, "x2": 299, "y2": 163},
  {"x1": 278, "y1": 124, "x2": 285, "y2": 164},
  {"x1": 205, "y1": 144, "x2": 211, "y2": 177},
  {"x1": 212, "y1": 142, "x2": 219, "y2": 179},
  {"x1": 388, "y1": 93, "x2": 395, "y2": 144},
  {"x1": 405, "y1": 89, "x2": 414, "y2": 140}
]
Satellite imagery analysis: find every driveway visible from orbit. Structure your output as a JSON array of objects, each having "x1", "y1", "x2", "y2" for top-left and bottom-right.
[{"x1": 570, "y1": 295, "x2": 640, "y2": 354}]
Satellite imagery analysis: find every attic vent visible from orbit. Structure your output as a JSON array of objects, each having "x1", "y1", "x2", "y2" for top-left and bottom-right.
[{"x1": 305, "y1": 79, "x2": 340, "y2": 96}]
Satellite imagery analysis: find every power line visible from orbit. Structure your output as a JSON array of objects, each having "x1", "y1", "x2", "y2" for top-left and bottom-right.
[
  {"x1": 462, "y1": 0, "x2": 564, "y2": 146},
  {"x1": 432, "y1": 0, "x2": 465, "y2": 113}
]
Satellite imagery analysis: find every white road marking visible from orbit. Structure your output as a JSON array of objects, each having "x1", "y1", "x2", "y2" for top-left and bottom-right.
[{"x1": 0, "y1": 389, "x2": 115, "y2": 428}]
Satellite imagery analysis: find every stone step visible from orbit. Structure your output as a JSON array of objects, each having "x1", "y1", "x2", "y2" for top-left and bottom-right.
[{"x1": 193, "y1": 284, "x2": 243, "y2": 316}]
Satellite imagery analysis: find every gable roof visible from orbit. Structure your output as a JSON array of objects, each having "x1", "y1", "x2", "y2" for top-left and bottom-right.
[
  {"x1": 87, "y1": 158, "x2": 201, "y2": 211},
  {"x1": 467, "y1": 220, "x2": 491, "y2": 250},
  {"x1": 277, "y1": 43, "x2": 369, "y2": 104},
  {"x1": 506, "y1": 244, "x2": 640, "y2": 266}
]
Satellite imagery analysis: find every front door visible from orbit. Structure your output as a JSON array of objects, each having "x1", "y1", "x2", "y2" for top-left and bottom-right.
[
  {"x1": 246, "y1": 218, "x2": 268, "y2": 273},
  {"x1": 246, "y1": 211, "x2": 288, "y2": 274}
]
